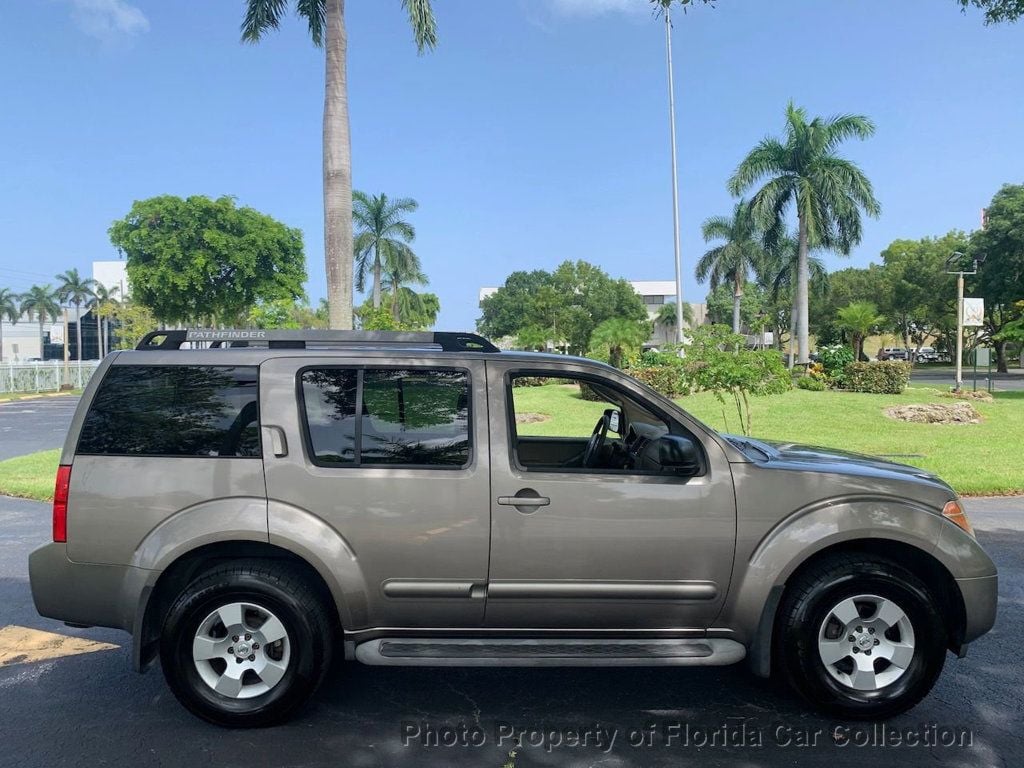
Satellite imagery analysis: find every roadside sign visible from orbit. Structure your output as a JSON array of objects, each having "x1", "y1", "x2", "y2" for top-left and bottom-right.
[
  {"x1": 975, "y1": 347, "x2": 991, "y2": 366},
  {"x1": 963, "y1": 298, "x2": 985, "y2": 326}
]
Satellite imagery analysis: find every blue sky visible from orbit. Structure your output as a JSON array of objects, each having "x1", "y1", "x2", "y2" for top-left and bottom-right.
[{"x1": 1, "y1": 0, "x2": 1021, "y2": 330}]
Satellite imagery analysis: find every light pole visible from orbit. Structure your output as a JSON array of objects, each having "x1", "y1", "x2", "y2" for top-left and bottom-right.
[
  {"x1": 945, "y1": 251, "x2": 984, "y2": 392},
  {"x1": 664, "y1": 6, "x2": 684, "y2": 344}
]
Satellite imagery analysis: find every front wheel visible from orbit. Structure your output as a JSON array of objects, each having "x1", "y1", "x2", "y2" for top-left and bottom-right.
[
  {"x1": 160, "y1": 560, "x2": 334, "y2": 727},
  {"x1": 777, "y1": 554, "x2": 947, "y2": 719}
]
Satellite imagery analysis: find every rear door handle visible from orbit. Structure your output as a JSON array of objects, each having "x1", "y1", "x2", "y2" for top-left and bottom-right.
[
  {"x1": 262, "y1": 426, "x2": 288, "y2": 457},
  {"x1": 497, "y1": 490, "x2": 550, "y2": 511}
]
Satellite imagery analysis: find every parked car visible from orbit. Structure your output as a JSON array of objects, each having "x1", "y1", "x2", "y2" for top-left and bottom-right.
[
  {"x1": 877, "y1": 347, "x2": 909, "y2": 361},
  {"x1": 915, "y1": 347, "x2": 940, "y2": 363},
  {"x1": 30, "y1": 329, "x2": 997, "y2": 727}
]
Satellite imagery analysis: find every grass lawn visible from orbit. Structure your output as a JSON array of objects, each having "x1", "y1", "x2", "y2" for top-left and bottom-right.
[
  {"x1": 512, "y1": 384, "x2": 1023, "y2": 496},
  {"x1": 0, "y1": 449, "x2": 60, "y2": 501},
  {"x1": 0, "y1": 390, "x2": 82, "y2": 403}
]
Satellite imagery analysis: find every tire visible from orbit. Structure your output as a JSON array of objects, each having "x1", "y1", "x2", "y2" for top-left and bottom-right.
[
  {"x1": 160, "y1": 559, "x2": 334, "y2": 727},
  {"x1": 776, "y1": 553, "x2": 946, "y2": 720}
]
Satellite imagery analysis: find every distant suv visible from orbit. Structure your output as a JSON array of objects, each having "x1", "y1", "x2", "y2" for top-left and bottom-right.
[
  {"x1": 30, "y1": 329, "x2": 997, "y2": 727},
  {"x1": 878, "y1": 347, "x2": 908, "y2": 361}
]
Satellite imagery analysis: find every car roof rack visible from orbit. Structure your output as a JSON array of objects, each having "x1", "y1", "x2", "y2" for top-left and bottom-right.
[{"x1": 135, "y1": 329, "x2": 501, "y2": 354}]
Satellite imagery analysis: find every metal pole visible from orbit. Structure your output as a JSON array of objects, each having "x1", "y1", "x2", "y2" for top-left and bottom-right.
[
  {"x1": 664, "y1": 7, "x2": 684, "y2": 344},
  {"x1": 955, "y1": 272, "x2": 964, "y2": 392}
]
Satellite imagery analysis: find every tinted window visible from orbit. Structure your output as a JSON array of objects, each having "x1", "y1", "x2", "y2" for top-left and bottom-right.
[
  {"x1": 77, "y1": 366, "x2": 260, "y2": 457},
  {"x1": 301, "y1": 368, "x2": 471, "y2": 467}
]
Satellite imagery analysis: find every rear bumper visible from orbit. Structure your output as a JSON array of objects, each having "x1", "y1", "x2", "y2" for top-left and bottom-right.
[
  {"x1": 957, "y1": 574, "x2": 998, "y2": 645},
  {"x1": 29, "y1": 543, "x2": 149, "y2": 633}
]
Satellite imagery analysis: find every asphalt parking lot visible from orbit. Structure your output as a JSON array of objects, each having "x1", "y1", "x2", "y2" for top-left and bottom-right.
[
  {"x1": 1, "y1": 495, "x2": 1021, "y2": 768},
  {"x1": 0, "y1": 395, "x2": 79, "y2": 460}
]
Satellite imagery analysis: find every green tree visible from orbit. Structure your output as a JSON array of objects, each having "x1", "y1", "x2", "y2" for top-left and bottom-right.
[
  {"x1": 516, "y1": 325, "x2": 549, "y2": 351},
  {"x1": 56, "y1": 268, "x2": 97, "y2": 362},
  {"x1": 242, "y1": 0, "x2": 437, "y2": 330},
  {"x1": 379, "y1": 243, "x2": 427, "y2": 323},
  {"x1": 20, "y1": 285, "x2": 61, "y2": 357},
  {"x1": 956, "y1": 0, "x2": 1024, "y2": 23},
  {"x1": 0, "y1": 287, "x2": 19, "y2": 363},
  {"x1": 837, "y1": 301, "x2": 885, "y2": 360},
  {"x1": 109, "y1": 195, "x2": 306, "y2": 326},
  {"x1": 92, "y1": 283, "x2": 120, "y2": 359},
  {"x1": 729, "y1": 102, "x2": 881, "y2": 364},
  {"x1": 353, "y1": 191, "x2": 418, "y2": 310},
  {"x1": 96, "y1": 299, "x2": 157, "y2": 350},
  {"x1": 588, "y1": 317, "x2": 651, "y2": 369},
  {"x1": 478, "y1": 262, "x2": 647, "y2": 355},
  {"x1": 697, "y1": 200, "x2": 766, "y2": 334},
  {"x1": 755, "y1": 232, "x2": 826, "y2": 363},
  {"x1": 971, "y1": 184, "x2": 1024, "y2": 371},
  {"x1": 877, "y1": 232, "x2": 964, "y2": 357},
  {"x1": 809, "y1": 264, "x2": 879, "y2": 347}
]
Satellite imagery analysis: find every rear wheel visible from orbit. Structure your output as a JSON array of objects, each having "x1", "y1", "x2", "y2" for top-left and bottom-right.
[
  {"x1": 777, "y1": 554, "x2": 947, "y2": 719},
  {"x1": 160, "y1": 560, "x2": 334, "y2": 727}
]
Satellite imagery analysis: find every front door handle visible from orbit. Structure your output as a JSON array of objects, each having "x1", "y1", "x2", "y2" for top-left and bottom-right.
[{"x1": 497, "y1": 489, "x2": 550, "y2": 512}]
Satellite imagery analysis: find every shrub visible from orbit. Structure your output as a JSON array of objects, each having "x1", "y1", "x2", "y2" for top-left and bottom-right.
[
  {"x1": 627, "y1": 365, "x2": 691, "y2": 397},
  {"x1": 843, "y1": 361, "x2": 911, "y2": 394},
  {"x1": 511, "y1": 376, "x2": 549, "y2": 388},
  {"x1": 797, "y1": 375, "x2": 827, "y2": 391},
  {"x1": 817, "y1": 344, "x2": 854, "y2": 384},
  {"x1": 577, "y1": 381, "x2": 606, "y2": 401}
]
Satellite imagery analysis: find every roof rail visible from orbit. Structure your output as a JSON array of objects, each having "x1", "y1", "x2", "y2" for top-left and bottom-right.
[{"x1": 135, "y1": 329, "x2": 501, "y2": 354}]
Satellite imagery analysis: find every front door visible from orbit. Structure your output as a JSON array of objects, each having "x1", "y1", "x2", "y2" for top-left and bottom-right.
[
  {"x1": 260, "y1": 356, "x2": 491, "y2": 630},
  {"x1": 484, "y1": 360, "x2": 737, "y2": 630}
]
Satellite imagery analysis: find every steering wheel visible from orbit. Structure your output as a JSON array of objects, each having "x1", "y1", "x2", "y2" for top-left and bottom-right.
[{"x1": 582, "y1": 411, "x2": 611, "y2": 468}]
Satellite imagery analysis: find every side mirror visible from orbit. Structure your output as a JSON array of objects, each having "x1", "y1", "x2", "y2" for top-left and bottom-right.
[
  {"x1": 607, "y1": 408, "x2": 623, "y2": 435},
  {"x1": 654, "y1": 435, "x2": 701, "y2": 475}
]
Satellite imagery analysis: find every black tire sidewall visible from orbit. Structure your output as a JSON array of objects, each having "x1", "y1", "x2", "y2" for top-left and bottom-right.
[
  {"x1": 782, "y1": 565, "x2": 946, "y2": 719},
  {"x1": 161, "y1": 570, "x2": 326, "y2": 727}
]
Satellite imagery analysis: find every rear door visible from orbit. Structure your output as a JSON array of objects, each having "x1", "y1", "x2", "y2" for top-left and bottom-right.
[{"x1": 260, "y1": 356, "x2": 491, "y2": 629}]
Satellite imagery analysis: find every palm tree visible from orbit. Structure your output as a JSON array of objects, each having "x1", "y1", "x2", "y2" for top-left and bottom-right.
[
  {"x1": 20, "y1": 285, "x2": 61, "y2": 358},
  {"x1": 242, "y1": 0, "x2": 437, "y2": 330},
  {"x1": 837, "y1": 301, "x2": 885, "y2": 361},
  {"x1": 697, "y1": 200, "x2": 766, "y2": 335},
  {"x1": 92, "y1": 283, "x2": 120, "y2": 359},
  {"x1": 589, "y1": 318, "x2": 650, "y2": 369},
  {"x1": 56, "y1": 269, "x2": 97, "y2": 362},
  {"x1": 380, "y1": 243, "x2": 427, "y2": 323},
  {"x1": 728, "y1": 102, "x2": 881, "y2": 364},
  {"x1": 352, "y1": 192, "x2": 418, "y2": 310},
  {"x1": 757, "y1": 233, "x2": 827, "y2": 367},
  {"x1": 0, "y1": 288, "x2": 19, "y2": 363},
  {"x1": 655, "y1": 301, "x2": 694, "y2": 331}
]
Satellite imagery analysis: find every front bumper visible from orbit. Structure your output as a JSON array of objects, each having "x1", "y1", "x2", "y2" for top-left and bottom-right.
[
  {"x1": 29, "y1": 543, "x2": 149, "y2": 633},
  {"x1": 957, "y1": 574, "x2": 998, "y2": 645}
]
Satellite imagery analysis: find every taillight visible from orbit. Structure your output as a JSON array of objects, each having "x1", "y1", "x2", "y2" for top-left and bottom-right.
[{"x1": 53, "y1": 465, "x2": 72, "y2": 543}]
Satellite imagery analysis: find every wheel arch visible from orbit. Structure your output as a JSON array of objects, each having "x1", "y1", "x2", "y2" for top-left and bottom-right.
[
  {"x1": 746, "y1": 538, "x2": 966, "y2": 678},
  {"x1": 133, "y1": 540, "x2": 341, "y2": 673}
]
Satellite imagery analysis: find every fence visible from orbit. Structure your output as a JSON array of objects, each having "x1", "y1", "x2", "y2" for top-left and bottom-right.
[{"x1": 1, "y1": 361, "x2": 102, "y2": 395}]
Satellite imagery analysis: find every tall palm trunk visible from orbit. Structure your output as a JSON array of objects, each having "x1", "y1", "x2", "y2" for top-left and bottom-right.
[
  {"x1": 74, "y1": 302, "x2": 83, "y2": 362},
  {"x1": 323, "y1": 0, "x2": 353, "y2": 329},
  {"x1": 795, "y1": 213, "x2": 810, "y2": 364},
  {"x1": 391, "y1": 285, "x2": 400, "y2": 323},
  {"x1": 787, "y1": 299, "x2": 797, "y2": 369},
  {"x1": 38, "y1": 317, "x2": 45, "y2": 358},
  {"x1": 97, "y1": 312, "x2": 103, "y2": 359},
  {"x1": 732, "y1": 274, "x2": 743, "y2": 335},
  {"x1": 372, "y1": 253, "x2": 382, "y2": 310}
]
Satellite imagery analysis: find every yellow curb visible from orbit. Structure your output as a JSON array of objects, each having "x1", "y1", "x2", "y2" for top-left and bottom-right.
[{"x1": 0, "y1": 625, "x2": 119, "y2": 667}]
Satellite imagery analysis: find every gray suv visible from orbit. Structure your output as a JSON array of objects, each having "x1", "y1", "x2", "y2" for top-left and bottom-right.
[{"x1": 29, "y1": 329, "x2": 997, "y2": 727}]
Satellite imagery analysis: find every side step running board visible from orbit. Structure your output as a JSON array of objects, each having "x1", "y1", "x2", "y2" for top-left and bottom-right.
[{"x1": 354, "y1": 638, "x2": 745, "y2": 667}]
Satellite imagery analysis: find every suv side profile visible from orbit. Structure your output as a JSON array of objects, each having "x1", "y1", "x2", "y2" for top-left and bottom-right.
[{"x1": 30, "y1": 329, "x2": 997, "y2": 727}]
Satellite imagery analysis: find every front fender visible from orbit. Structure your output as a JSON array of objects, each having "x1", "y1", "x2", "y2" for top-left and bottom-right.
[{"x1": 721, "y1": 495, "x2": 945, "y2": 652}]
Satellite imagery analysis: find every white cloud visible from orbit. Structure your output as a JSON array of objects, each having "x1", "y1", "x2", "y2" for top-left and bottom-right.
[
  {"x1": 546, "y1": 0, "x2": 649, "y2": 17},
  {"x1": 70, "y1": 0, "x2": 150, "y2": 43}
]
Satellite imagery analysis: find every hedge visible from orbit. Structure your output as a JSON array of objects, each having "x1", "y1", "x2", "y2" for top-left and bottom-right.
[
  {"x1": 842, "y1": 361, "x2": 912, "y2": 394},
  {"x1": 627, "y1": 365, "x2": 691, "y2": 397}
]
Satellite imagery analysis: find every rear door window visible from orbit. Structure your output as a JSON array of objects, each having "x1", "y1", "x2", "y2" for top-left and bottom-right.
[
  {"x1": 77, "y1": 365, "x2": 260, "y2": 457},
  {"x1": 300, "y1": 367, "x2": 471, "y2": 468}
]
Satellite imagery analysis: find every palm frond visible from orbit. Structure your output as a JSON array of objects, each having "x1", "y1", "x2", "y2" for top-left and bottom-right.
[
  {"x1": 296, "y1": 0, "x2": 326, "y2": 46},
  {"x1": 241, "y1": 0, "x2": 290, "y2": 43},
  {"x1": 401, "y1": 0, "x2": 437, "y2": 53}
]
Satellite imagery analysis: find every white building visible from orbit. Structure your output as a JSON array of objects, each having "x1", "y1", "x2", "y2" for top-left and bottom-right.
[{"x1": 478, "y1": 280, "x2": 707, "y2": 348}]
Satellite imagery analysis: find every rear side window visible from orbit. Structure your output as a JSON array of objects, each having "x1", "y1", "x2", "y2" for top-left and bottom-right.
[
  {"x1": 77, "y1": 365, "x2": 260, "y2": 457},
  {"x1": 301, "y1": 368, "x2": 471, "y2": 468}
]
